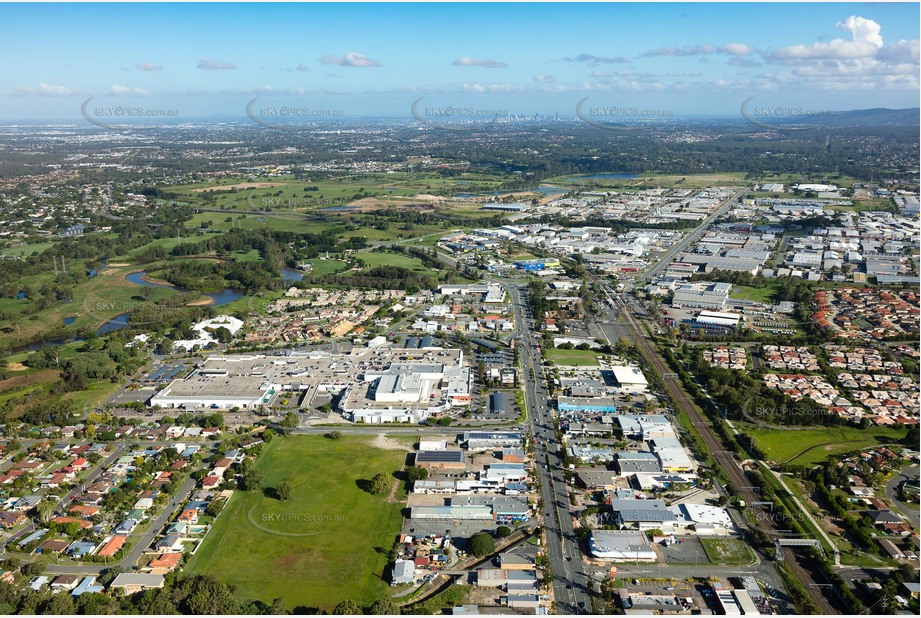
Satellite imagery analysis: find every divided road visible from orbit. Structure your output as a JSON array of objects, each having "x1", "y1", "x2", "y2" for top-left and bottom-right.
[{"x1": 508, "y1": 284, "x2": 591, "y2": 614}]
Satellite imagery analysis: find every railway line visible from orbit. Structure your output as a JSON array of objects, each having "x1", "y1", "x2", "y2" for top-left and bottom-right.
[{"x1": 606, "y1": 287, "x2": 840, "y2": 615}]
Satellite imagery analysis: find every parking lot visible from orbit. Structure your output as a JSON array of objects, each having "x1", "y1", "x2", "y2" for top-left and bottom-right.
[{"x1": 657, "y1": 536, "x2": 711, "y2": 565}]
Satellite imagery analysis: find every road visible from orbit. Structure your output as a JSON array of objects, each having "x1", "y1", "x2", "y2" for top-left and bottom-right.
[
  {"x1": 885, "y1": 465, "x2": 920, "y2": 530},
  {"x1": 640, "y1": 188, "x2": 746, "y2": 284},
  {"x1": 42, "y1": 472, "x2": 201, "y2": 576},
  {"x1": 507, "y1": 284, "x2": 591, "y2": 614},
  {"x1": 602, "y1": 284, "x2": 843, "y2": 615}
]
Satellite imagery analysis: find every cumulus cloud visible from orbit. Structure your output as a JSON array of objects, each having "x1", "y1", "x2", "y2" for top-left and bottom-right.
[
  {"x1": 295, "y1": 64, "x2": 310, "y2": 73},
  {"x1": 197, "y1": 58, "x2": 237, "y2": 70},
  {"x1": 319, "y1": 52, "x2": 381, "y2": 67},
  {"x1": 720, "y1": 43, "x2": 756, "y2": 56},
  {"x1": 109, "y1": 85, "x2": 150, "y2": 96},
  {"x1": 564, "y1": 53, "x2": 630, "y2": 66},
  {"x1": 533, "y1": 74, "x2": 555, "y2": 83},
  {"x1": 453, "y1": 57, "x2": 508, "y2": 68},
  {"x1": 13, "y1": 82, "x2": 79, "y2": 97},
  {"x1": 761, "y1": 15, "x2": 918, "y2": 91},
  {"x1": 133, "y1": 62, "x2": 163, "y2": 72}
]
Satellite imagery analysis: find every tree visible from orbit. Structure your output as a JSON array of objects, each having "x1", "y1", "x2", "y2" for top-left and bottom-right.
[
  {"x1": 239, "y1": 468, "x2": 264, "y2": 492},
  {"x1": 469, "y1": 532, "x2": 496, "y2": 557},
  {"x1": 332, "y1": 600, "x2": 363, "y2": 615},
  {"x1": 325, "y1": 430, "x2": 342, "y2": 440},
  {"x1": 36, "y1": 499, "x2": 56, "y2": 523},
  {"x1": 406, "y1": 466, "x2": 429, "y2": 482},
  {"x1": 370, "y1": 473, "x2": 390, "y2": 495},
  {"x1": 369, "y1": 598, "x2": 398, "y2": 615},
  {"x1": 277, "y1": 480, "x2": 292, "y2": 502},
  {"x1": 281, "y1": 411, "x2": 298, "y2": 429},
  {"x1": 496, "y1": 525, "x2": 512, "y2": 538}
]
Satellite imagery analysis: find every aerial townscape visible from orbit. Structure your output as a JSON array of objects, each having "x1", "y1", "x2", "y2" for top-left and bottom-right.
[{"x1": 0, "y1": 1, "x2": 918, "y2": 616}]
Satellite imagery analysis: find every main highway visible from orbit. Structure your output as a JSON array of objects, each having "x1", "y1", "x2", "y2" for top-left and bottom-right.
[{"x1": 508, "y1": 284, "x2": 591, "y2": 614}]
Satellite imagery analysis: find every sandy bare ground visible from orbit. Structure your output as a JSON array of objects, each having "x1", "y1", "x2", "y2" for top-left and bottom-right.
[
  {"x1": 370, "y1": 434, "x2": 413, "y2": 452},
  {"x1": 6, "y1": 362, "x2": 27, "y2": 371},
  {"x1": 190, "y1": 182, "x2": 288, "y2": 193}
]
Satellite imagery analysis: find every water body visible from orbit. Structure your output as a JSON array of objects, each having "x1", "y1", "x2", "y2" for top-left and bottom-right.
[
  {"x1": 16, "y1": 292, "x2": 26, "y2": 299},
  {"x1": 125, "y1": 271, "x2": 244, "y2": 304},
  {"x1": 11, "y1": 336, "x2": 85, "y2": 354},
  {"x1": 96, "y1": 313, "x2": 130, "y2": 335},
  {"x1": 95, "y1": 271, "x2": 244, "y2": 334},
  {"x1": 531, "y1": 186, "x2": 567, "y2": 194},
  {"x1": 280, "y1": 266, "x2": 303, "y2": 282},
  {"x1": 319, "y1": 205, "x2": 358, "y2": 212},
  {"x1": 63, "y1": 317, "x2": 76, "y2": 325},
  {"x1": 563, "y1": 173, "x2": 638, "y2": 182}
]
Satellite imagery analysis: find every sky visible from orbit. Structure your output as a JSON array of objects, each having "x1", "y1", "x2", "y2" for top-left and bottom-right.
[{"x1": 0, "y1": 2, "x2": 919, "y2": 122}]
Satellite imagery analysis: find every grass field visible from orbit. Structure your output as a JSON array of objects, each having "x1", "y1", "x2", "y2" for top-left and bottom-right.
[
  {"x1": 0, "y1": 241, "x2": 56, "y2": 258},
  {"x1": 186, "y1": 435, "x2": 408, "y2": 611},
  {"x1": 299, "y1": 258, "x2": 350, "y2": 276},
  {"x1": 544, "y1": 348, "x2": 601, "y2": 366},
  {"x1": 356, "y1": 251, "x2": 431, "y2": 273},
  {"x1": 729, "y1": 284, "x2": 778, "y2": 304},
  {"x1": 700, "y1": 538, "x2": 757, "y2": 565},
  {"x1": 745, "y1": 424, "x2": 907, "y2": 466}
]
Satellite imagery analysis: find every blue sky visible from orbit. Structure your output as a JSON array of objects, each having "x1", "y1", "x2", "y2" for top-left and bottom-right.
[{"x1": 1, "y1": 2, "x2": 918, "y2": 121}]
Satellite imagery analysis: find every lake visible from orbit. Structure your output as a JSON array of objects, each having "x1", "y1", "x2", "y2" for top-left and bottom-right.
[
  {"x1": 280, "y1": 266, "x2": 303, "y2": 281},
  {"x1": 95, "y1": 271, "x2": 245, "y2": 335}
]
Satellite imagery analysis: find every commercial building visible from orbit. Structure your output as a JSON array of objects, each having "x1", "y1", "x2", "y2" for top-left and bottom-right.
[
  {"x1": 588, "y1": 530, "x2": 656, "y2": 561},
  {"x1": 463, "y1": 431, "x2": 523, "y2": 451},
  {"x1": 415, "y1": 450, "x2": 466, "y2": 471},
  {"x1": 610, "y1": 366, "x2": 649, "y2": 393}
]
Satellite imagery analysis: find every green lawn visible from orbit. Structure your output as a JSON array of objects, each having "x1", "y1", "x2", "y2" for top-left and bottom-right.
[
  {"x1": 745, "y1": 425, "x2": 907, "y2": 466},
  {"x1": 186, "y1": 435, "x2": 408, "y2": 611},
  {"x1": 299, "y1": 258, "x2": 349, "y2": 276},
  {"x1": 356, "y1": 251, "x2": 430, "y2": 273},
  {"x1": 699, "y1": 538, "x2": 757, "y2": 565},
  {"x1": 729, "y1": 284, "x2": 778, "y2": 304},
  {"x1": 0, "y1": 241, "x2": 56, "y2": 258},
  {"x1": 544, "y1": 348, "x2": 601, "y2": 366}
]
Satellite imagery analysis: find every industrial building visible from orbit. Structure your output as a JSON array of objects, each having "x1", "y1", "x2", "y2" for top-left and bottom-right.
[{"x1": 671, "y1": 281, "x2": 732, "y2": 310}]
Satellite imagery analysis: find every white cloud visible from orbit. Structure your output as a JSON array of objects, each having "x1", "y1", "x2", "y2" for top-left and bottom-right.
[
  {"x1": 295, "y1": 64, "x2": 310, "y2": 73},
  {"x1": 761, "y1": 15, "x2": 918, "y2": 91},
  {"x1": 39, "y1": 82, "x2": 74, "y2": 96},
  {"x1": 720, "y1": 43, "x2": 755, "y2": 56},
  {"x1": 533, "y1": 74, "x2": 555, "y2": 83},
  {"x1": 197, "y1": 58, "x2": 237, "y2": 70},
  {"x1": 564, "y1": 54, "x2": 630, "y2": 66},
  {"x1": 109, "y1": 85, "x2": 150, "y2": 96},
  {"x1": 643, "y1": 44, "x2": 717, "y2": 57},
  {"x1": 319, "y1": 52, "x2": 381, "y2": 67},
  {"x1": 133, "y1": 62, "x2": 163, "y2": 72},
  {"x1": 453, "y1": 57, "x2": 508, "y2": 68}
]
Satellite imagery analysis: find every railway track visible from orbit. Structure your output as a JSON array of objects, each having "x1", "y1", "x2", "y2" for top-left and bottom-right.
[{"x1": 611, "y1": 291, "x2": 839, "y2": 615}]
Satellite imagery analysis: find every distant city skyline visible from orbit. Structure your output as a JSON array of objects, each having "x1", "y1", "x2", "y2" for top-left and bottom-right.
[{"x1": 1, "y1": 2, "x2": 918, "y2": 122}]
